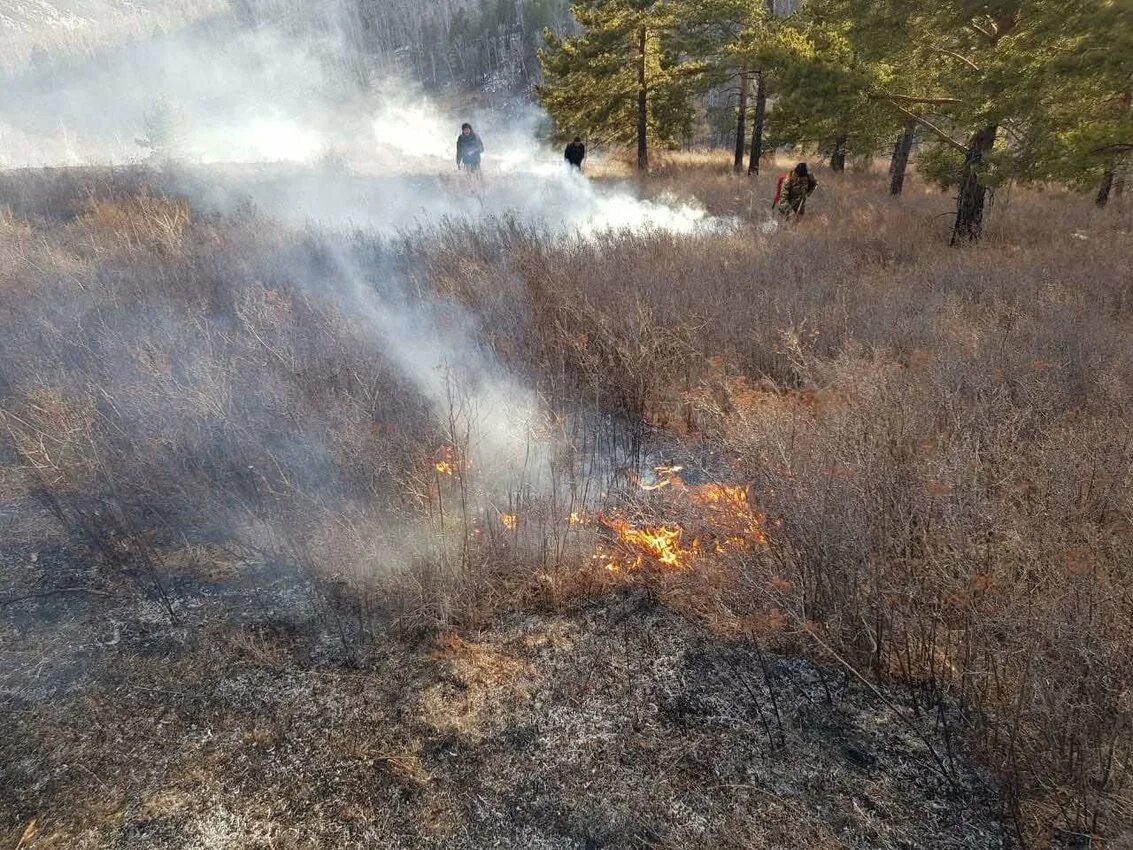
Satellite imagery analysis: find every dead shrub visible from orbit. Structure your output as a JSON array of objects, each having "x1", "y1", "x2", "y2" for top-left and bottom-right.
[
  {"x1": 79, "y1": 191, "x2": 190, "y2": 256},
  {"x1": 2, "y1": 165, "x2": 1131, "y2": 844}
]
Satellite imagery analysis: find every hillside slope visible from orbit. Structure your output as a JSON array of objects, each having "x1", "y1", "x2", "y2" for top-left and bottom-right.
[{"x1": 1, "y1": 0, "x2": 227, "y2": 71}]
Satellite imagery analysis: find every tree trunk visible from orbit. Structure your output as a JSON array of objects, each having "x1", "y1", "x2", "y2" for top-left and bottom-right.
[
  {"x1": 637, "y1": 24, "x2": 649, "y2": 173},
  {"x1": 747, "y1": 0, "x2": 775, "y2": 175},
  {"x1": 889, "y1": 120, "x2": 916, "y2": 196},
  {"x1": 951, "y1": 125, "x2": 997, "y2": 245},
  {"x1": 748, "y1": 70, "x2": 767, "y2": 175},
  {"x1": 1100, "y1": 87, "x2": 1133, "y2": 205},
  {"x1": 1096, "y1": 169, "x2": 1115, "y2": 207},
  {"x1": 734, "y1": 65, "x2": 749, "y2": 173},
  {"x1": 830, "y1": 134, "x2": 847, "y2": 172}
]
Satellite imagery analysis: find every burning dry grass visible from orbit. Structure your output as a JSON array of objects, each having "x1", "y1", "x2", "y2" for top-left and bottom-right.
[
  {"x1": 1, "y1": 162, "x2": 1132, "y2": 846},
  {"x1": 587, "y1": 477, "x2": 767, "y2": 575}
]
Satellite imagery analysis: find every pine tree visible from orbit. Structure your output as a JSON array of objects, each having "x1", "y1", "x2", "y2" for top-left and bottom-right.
[
  {"x1": 538, "y1": 0, "x2": 698, "y2": 171},
  {"x1": 792, "y1": 0, "x2": 1132, "y2": 237},
  {"x1": 888, "y1": 119, "x2": 917, "y2": 195},
  {"x1": 1004, "y1": 3, "x2": 1133, "y2": 207},
  {"x1": 674, "y1": 0, "x2": 803, "y2": 173},
  {"x1": 794, "y1": 0, "x2": 934, "y2": 192},
  {"x1": 769, "y1": 12, "x2": 893, "y2": 175},
  {"x1": 135, "y1": 96, "x2": 188, "y2": 163},
  {"x1": 675, "y1": 0, "x2": 761, "y2": 172}
]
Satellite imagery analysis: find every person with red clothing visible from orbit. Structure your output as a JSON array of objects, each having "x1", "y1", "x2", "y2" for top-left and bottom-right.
[{"x1": 774, "y1": 162, "x2": 818, "y2": 218}]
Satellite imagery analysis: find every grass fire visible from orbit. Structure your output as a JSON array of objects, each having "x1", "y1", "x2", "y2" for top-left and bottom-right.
[
  {"x1": 3, "y1": 157, "x2": 1131, "y2": 850},
  {"x1": 2, "y1": 3, "x2": 1133, "y2": 847}
]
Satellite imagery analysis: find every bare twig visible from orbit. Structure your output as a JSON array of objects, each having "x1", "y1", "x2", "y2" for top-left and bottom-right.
[
  {"x1": 887, "y1": 103, "x2": 968, "y2": 153},
  {"x1": 0, "y1": 588, "x2": 112, "y2": 607}
]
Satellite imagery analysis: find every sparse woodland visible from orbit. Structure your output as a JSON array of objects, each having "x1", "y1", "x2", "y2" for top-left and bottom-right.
[{"x1": 538, "y1": 0, "x2": 1133, "y2": 240}]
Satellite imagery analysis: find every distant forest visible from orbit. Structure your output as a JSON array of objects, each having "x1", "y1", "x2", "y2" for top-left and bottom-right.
[
  {"x1": 220, "y1": 0, "x2": 581, "y2": 92},
  {"x1": 10, "y1": 0, "x2": 798, "y2": 93}
]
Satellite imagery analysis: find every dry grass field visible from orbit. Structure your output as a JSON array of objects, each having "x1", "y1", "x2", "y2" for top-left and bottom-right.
[{"x1": 1, "y1": 158, "x2": 1131, "y2": 848}]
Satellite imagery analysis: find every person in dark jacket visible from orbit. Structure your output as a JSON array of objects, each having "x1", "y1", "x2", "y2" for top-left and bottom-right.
[
  {"x1": 776, "y1": 162, "x2": 818, "y2": 218},
  {"x1": 564, "y1": 137, "x2": 586, "y2": 170},
  {"x1": 456, "y1": 123, "x2": 484, "y2": 173}
]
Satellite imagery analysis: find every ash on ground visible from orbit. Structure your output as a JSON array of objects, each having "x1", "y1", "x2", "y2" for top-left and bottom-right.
[{"x1": 1, "y1": 571, "x2": 1015, "y2": 850}]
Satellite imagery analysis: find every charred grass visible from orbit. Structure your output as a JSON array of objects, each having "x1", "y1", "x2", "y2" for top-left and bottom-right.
[{"x1": 1, "y1": 163, "x2": 1132, "y2": 847}]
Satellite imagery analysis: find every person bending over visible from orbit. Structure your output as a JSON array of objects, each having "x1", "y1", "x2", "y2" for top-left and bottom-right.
[{"x1": 775, "y1": 162, "x2": 818, "y2": 218}]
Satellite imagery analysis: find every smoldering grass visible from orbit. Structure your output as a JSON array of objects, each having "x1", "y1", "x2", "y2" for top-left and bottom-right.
[{"x1": 1, "y1": 163, "x2": 1131, "y2": 843}]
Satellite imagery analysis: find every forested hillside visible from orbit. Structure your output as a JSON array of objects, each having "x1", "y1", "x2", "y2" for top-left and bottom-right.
[
  {"x1": 4, "y1": 0, "x2": 577, "y2": 90},
  {"x1": 235, "y1": 0, "x2": 579, "y2": 91},
  {"x1": 356, "y1": 0, "x2": 575, "y2": 89}
]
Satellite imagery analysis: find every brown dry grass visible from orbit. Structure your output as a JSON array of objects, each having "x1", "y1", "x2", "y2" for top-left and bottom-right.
[{"x1": 1, "y1": 160, "x2": 1131, "y2": 846}]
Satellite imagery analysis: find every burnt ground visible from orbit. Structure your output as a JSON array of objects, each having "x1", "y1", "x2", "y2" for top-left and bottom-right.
[{"x1": 1, "y1": 546, "x2": 1015, "y2": 850}]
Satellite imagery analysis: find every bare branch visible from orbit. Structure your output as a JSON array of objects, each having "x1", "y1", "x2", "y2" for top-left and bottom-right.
[
  {"x1": 998, "y1": 122, "x2": 1027, "y2": 147},
  {"x1": 888, "y1": 103, "x2": 968, "y2": 153},
  {"x1": 877, "y1": 93, "x2": 965, "y2": 106},
  {"x1": 968, "y1": 21, "x2": 995, "y2": 41},
  {"x1": 929, "y1": 46, "x2": 980, "y2": 71}
]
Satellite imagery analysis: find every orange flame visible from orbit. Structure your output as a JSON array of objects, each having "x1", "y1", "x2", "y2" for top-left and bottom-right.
[
  {"x1": 500, "y1": 513, "x2": 518, "y2": 531},
  {"x1": 434, "y1": 446, "x2": 458, "y2": 477},
  {"x1": 687, "y1": 483, "x2": 768, "y2": 545},
  {"x1": 689, "y1": 483, "x2": 747, "y2": 505},
  {"x1": 600, "y1": 516, "x2": 686, "y2": 569},
  {"x1": 590, "y1": 474, "x2": 769, "y2": 573}
]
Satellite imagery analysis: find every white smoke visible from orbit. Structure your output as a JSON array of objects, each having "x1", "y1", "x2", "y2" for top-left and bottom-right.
[
  {"x1": 370, "y1": 99, "x2": 453, "y2": 164},
  {"x1": 345, "y1": 265, "x2": 546, "y2": 476},
  {"x1": 0, "y1": 18, "x2": 348, "y2": 168},
  {"x1": 0, "y1": 9, "x2": 730, "y2": 520},
  {"x1": 0, "y1": 13, "x2": 734, "y2": 237},
  {"x1": 362, "y1": 88, "x2": 732, "y2": 237}
]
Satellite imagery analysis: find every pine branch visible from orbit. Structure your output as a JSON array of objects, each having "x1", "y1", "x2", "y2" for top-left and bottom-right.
[
  {"x1": 888, "y1": 103, "x2": 967, "y2": 153},
  {"x1": 878, "y1": 93, "x2": 965, "y2": 106},
  {"x1": 928, "y1": 46, "x2": 980, "y2": 71}
]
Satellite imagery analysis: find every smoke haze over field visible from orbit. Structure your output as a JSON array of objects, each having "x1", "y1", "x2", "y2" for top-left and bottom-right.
[
  {"x1": 0, "y1": 15, "x2": 349, "y2": 168},
  {"x1": 0, "y1": 5, "x2": 736, "y2": 575},
  {"x1": 0, "y1": 6, "x2": 734, "y2": 587},
  {"x1": 0, "y1": 0, "x2": 229, "y2": 71},
  {"x1": 0, "y1": 9, "x2": 732, "y2": 236}
]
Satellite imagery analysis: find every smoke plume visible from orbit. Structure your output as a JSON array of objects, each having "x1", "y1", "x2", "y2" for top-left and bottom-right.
[{"x1": 0, "y1": 7, "x2": 730, "y2": 585}]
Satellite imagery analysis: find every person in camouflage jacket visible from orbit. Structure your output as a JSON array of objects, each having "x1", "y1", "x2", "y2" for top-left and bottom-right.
[{"x1": 776, "y1": 162, "x2": 818, "y2": 217}]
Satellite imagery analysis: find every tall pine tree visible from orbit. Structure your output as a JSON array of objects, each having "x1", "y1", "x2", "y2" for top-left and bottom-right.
[
  {"x1": 675, "y1": 0, "x2": 804, "y2": 173},
  {"x1": 769, "y1": 11, "x2": 893, "y2": 174},
  {"x1": 538, "y1": 0, "x2": 697, "y2": 171}
]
